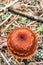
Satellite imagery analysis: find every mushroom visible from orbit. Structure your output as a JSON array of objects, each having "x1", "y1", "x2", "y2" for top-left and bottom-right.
[{"x1": 7, "y1": 27, "x2": 38, "y2": 59}]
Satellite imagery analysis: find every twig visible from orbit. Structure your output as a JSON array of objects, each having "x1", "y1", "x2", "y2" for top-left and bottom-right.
[
  {"x1": 8, "y1": 57, "x2": 12, "y2": 62},
  {"x1": 8, "y1": 56, "x2": 21, "y2": 65},
  {"x1": 1, "y1": 16, "x2": 20, "y2": 33},
  {"x1": 0, "y1": 13, "x2": 12, "y2": 26},
  {"x1": 0, "y1": 0, "x2": 18, "y2": 11},
  {"x1": 8, "y1": 7, "x2": 43, "y2": 23},
  {"x1": 13, "y1": 57, "x2": 21, "y2": 65},
  {"x1": 1, "y1": 18, "x2": 15, "y2": 33},
  {"x1": 0, "y1": 52, "x2": 10, "y2": 65},
  {"x1": 21, "y1": 3, "x2": 39, "y2": 8},
  {"x1": 35, "y1": 61, "x2": 43, "y2": 63}
]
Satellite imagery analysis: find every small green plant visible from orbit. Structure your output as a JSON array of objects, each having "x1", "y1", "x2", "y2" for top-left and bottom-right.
[
  {"x1": 38, "y1": 25, "x2": 43, "y2": 33},
  {"x1": 19, "y1": 17, "x2": 30, "y2": 23},
  {"x1": 1, "y1": 13, "x2": 10, "y2": 21},
  {"x1": 41, "y1": 45, "x2": 43, "y2": 49}
]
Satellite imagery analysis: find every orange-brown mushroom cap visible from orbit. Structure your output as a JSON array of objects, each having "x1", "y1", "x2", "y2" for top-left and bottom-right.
[{"x1": 7, "y1": 27, "x2": 38, "y2": 59}]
